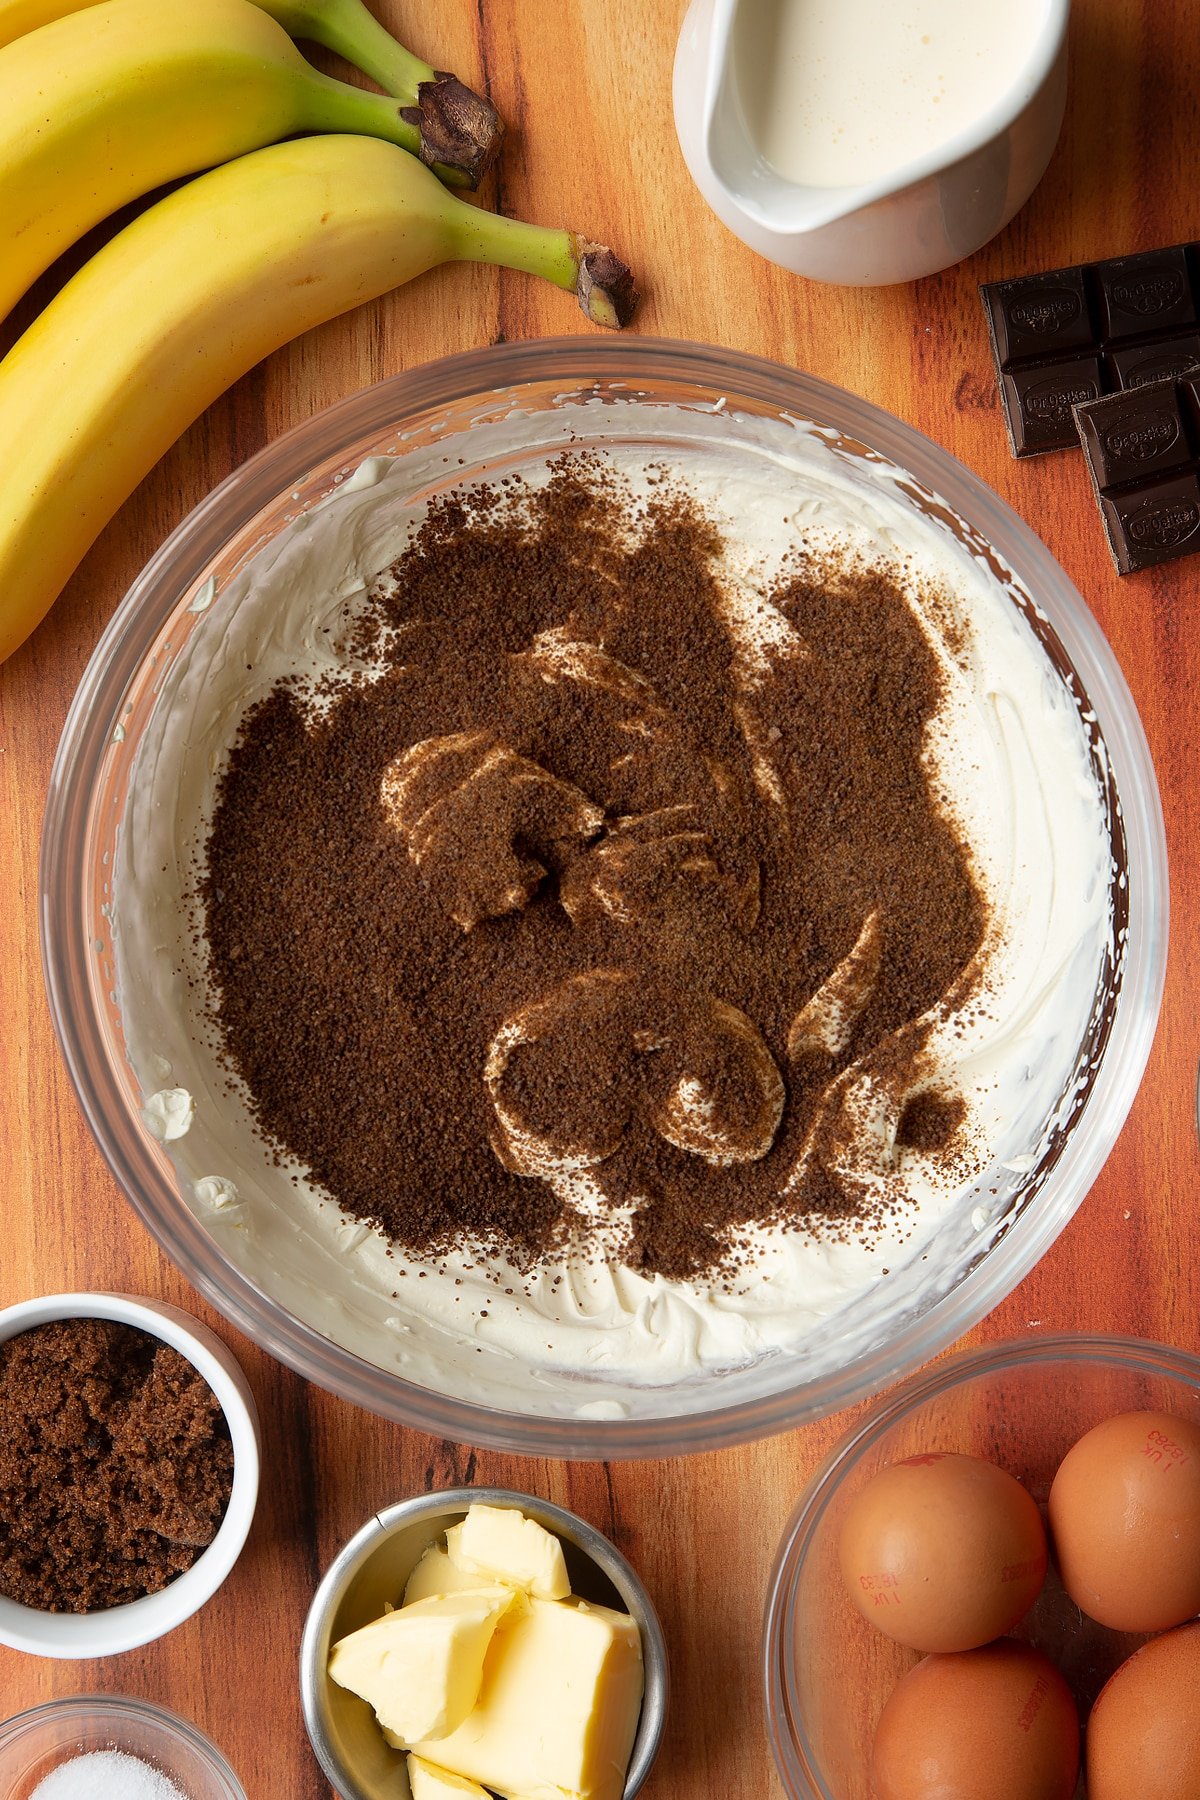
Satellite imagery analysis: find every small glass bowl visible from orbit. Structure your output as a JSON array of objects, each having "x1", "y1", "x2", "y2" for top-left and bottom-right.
[
  {"x1": 763, "y1": 1334, "x2": 1200, "y2": 1800},
  {"x1": 0, "y1": 1695, "x2": 247, "y2": 1800}
]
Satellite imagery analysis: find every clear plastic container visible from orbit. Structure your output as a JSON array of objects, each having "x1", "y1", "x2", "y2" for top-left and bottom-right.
[
  {"x1": 40, "y1": 338, "x2": 1168, "y2": 1458},
  {"x1": 763, "y1": 1334, "x2": 1200, "y2": 1800},
  {"x1": 0, "y1": 1696, "x2": 246, "y2": 1800}
]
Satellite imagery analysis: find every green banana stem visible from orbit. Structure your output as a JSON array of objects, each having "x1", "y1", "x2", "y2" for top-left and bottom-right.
[
  {"x1": 449, "y1": 205, "x2": 638, "y2": 330},
  {"x1": 262, "y1": 0, "x2": 503, "y2": 189},
  {"x1": 303, "y1": 63, "x2": 423, "y2": 160},
  {"x1": 263, "y1": 0, "x2": 432, "y2": 95}
]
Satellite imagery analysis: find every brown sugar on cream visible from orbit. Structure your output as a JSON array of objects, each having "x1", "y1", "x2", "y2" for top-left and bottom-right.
[{"x1": 201, "y1": 458, "x2": 987, "y2": 1283}]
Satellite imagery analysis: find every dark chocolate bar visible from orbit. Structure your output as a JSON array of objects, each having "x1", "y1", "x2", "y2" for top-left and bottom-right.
[
  {"x1": 980, "y1": 247, "x2": 1200, "y2": 457},
  {"x1": 1074, "y1": 373, "x2": 1200, "y2": 573}
]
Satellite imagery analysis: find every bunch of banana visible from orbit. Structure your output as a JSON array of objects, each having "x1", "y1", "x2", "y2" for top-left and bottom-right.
[
  {"x1": 0, "y1": 0, "x2": 637, "y2": 664},
  {"x1": 0, "y1": 0, "x2": 503, "y2": 183},
  {"x1": 1, "y1": 0, "x2": 507, "y2": 320},
  {"x1": 0, "y1": 134, "x2": 637, "y2": 663}
]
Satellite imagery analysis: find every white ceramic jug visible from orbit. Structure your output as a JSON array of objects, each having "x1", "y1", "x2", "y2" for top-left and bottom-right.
[{"x1": 673, "y1": 0, "x2": 1071, "y2": 286}]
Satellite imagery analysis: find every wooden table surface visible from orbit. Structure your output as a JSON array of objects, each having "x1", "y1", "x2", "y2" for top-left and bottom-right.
[{"x1": 2, "y1": 1, "x2": 1198, "y2": 1793}]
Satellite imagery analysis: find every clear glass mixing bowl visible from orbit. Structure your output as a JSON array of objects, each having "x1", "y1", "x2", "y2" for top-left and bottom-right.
[
  {"x1": 40, "y1": 338, "x2": 1167, "y2": 1457},
  {"x1": 763, "y1": 1334, "x2": 1200, "y2": 1800}
]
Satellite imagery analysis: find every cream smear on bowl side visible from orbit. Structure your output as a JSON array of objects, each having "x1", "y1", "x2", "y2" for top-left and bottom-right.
[
  {"x1": 733, "y1": 0, "x2": 1047, "y2": 189},
  {"x1": 112, "y1": 401, "x2": 1113, "y2": 1418}
]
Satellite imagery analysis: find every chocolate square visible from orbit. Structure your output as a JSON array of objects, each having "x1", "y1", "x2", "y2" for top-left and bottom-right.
[
  {"x1": 1075, "y1": 387, "x2": 1191, "y2": 488},
  {"x1": 1110, "y1": 333, "x2": 1200, "y2": 389},
  {"x1": 1001, "y1": 359, "x2": 1103, "y2": 456},
  {"x1": 985, "y1": 268, "x2": 1094, "y2": 365},
  {"x1": 1101, "y1": 473, "x2": 1200, "y2": 572},
  {"x1": 1094, "y1": 247, "x2": 1198, "y2": 339}
]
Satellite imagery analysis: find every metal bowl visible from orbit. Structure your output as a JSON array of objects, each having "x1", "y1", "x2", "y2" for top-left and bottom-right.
[{"x1": 299, "y1": 1486, "x2": 668, "y2": 1800}]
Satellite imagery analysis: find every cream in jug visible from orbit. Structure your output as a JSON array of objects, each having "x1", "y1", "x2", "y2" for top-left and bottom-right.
[{"x1": 734, "y1": 0, "x2": 1049, "y2": 189}]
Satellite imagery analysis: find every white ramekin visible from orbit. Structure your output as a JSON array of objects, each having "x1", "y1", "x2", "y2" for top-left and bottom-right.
[{"x1": 0, "y1": 1291, "x2": 260, "y2": 1658}]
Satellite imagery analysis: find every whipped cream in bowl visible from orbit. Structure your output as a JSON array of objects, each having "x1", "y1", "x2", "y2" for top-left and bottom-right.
[{"x1": 41, "y1": 340, "x2": 1167, "y2": 1456}]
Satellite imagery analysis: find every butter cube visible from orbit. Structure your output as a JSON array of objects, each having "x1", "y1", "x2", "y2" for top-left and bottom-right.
[
  {"x1": 411, "y1": 1597, "x2": 644, "y2": 1800},
  {"x1": 329, "y1": 1587, "x2": 516, "y2": 1746},
  {"x1": 446, "y1": 1503, "x2": 571, "y2": 1601},
  {"x1": 404, "y1": 1544, "x2": 495, "y2": 1606},
  {"x1": 407, "y1": 1755, "x2": 491, "y2": 1800}
]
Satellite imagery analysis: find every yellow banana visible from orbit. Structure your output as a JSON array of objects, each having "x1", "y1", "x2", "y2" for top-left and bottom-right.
[
  {"x1": 0, "y1": 132, "x2": 636, "y2": 665},
  {"x1": 0, "y1": 0, "x2": 492, "y2": 325},
  {"x1": 0, "y1": 0, "x2": 77, "y2": 36},
  {"x1": 0, "y1": 0, "x2": 502, "y2": 179}
]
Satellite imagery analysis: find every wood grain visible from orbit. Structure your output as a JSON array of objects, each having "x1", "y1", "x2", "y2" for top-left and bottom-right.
[{"x1": 2, "y1": 2, "x2": 1198, "y2": 1795}]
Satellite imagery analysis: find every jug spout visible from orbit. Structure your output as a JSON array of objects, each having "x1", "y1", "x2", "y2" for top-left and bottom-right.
[{"x1": 695, "y1": 0, "x2": 871, "y2": 240}]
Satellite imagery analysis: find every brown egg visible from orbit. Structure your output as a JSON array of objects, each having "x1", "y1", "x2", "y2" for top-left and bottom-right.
[
  {"x1": 872, "y1": 1639, "x2": 1079, "y2": 1800},
  {"x1": 838, "y1": 1450, "x2": 1048, "y2": 1651},
  {"x1": 1086, "y1": 1622, "x2": 1200, "y2": 1800},
  {"x1": 1048, "y1": 1409, "x2": 1200, "y2": 1631}
]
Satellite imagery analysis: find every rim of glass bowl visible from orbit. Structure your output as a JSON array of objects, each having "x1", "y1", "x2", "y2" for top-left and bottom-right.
[
  {"x1": 761, "y1": 1333, "x2": 1200, "y2": 1800},
  {"x1": 40, "y1": 337, "x2": 1169, "y2": 1459}
]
